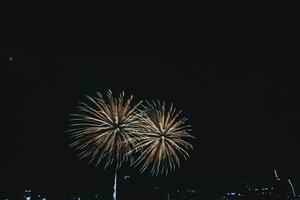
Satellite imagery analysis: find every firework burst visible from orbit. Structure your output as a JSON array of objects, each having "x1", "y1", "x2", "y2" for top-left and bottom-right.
[
  {"x1": 68, "y1": 90, "x2": 142, "y2": 170},
  {"x1": 131, "y1": 100, "x2": 194, "y2": 176}
]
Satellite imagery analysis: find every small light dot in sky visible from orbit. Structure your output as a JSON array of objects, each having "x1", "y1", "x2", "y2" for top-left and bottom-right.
[{"x1": 9, "y1": 57, "x2": 13, "y2": 61}]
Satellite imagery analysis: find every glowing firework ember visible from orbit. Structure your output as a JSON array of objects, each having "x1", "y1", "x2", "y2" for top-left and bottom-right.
[
  {"x1": 131, "y1": 101, "x2": 194, "y2": 176},
  {"x1": 68, "y1": 90, "x2": 142, "y2": 169}
]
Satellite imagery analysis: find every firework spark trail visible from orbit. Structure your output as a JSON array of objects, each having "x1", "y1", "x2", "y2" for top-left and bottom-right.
[
  {"x1": 68, "y1": 90, "x2": 143, "y2": 170},
  {"x1": 131, "y1": 100, "x2": 194, "y2": 176}
]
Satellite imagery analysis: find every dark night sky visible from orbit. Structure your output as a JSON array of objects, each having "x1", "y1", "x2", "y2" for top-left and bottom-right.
[{"x1": 1, "y1": 42, "x2": 299, "y2": 197}]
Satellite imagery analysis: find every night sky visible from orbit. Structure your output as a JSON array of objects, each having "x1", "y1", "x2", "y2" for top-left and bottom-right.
[{"x1": 1, "y1": 45, "x2": 299, "y2": 197}]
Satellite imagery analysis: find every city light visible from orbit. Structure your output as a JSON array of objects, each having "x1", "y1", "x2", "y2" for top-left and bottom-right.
[{"x1": 1, "y1": 170, "x2": 298, "y2": 200}]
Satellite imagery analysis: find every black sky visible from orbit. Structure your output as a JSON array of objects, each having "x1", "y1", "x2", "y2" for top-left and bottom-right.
[{"x1": 1, "y1": 43, "x2": 299, "y2": 197}]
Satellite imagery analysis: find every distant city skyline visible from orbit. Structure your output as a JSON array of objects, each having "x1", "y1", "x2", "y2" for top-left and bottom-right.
[{"x1": 2, "y1": 170, "x2": 299, "y2": 199}]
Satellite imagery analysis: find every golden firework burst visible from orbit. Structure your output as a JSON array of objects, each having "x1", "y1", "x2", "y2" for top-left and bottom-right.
[
  {"x1": 131, "y1": 100, "x2": 194, "y2": 176},
  {"x1": 68, "y1": 90, "x2": 142, "y2": 169}
]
